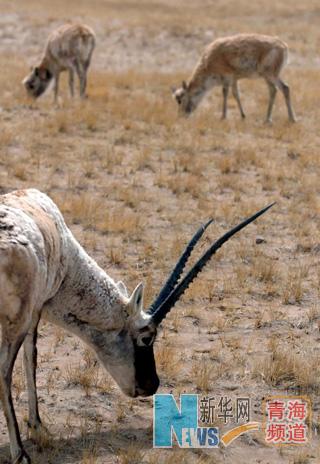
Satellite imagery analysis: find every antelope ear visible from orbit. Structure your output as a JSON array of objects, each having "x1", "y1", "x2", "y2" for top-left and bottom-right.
[
  {"x1": 182, "y1": 80, "x2": 187, "y2": 90},
  {"x1": 128, "y1": 282, "x2": 144, "y2": 316},
  {"x1": 171, "y1": 86, "x2": 176, "y2": 94},
  {"x1": 117, "y1": 280, "x2": 128, "y2": 297}
]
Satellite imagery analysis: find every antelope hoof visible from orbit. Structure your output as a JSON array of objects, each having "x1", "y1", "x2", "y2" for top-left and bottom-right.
[
  {"x1": 27, "y1": 422, "x2": 51, "y2": 450},
  {"x1": 13, "y1": 451, "x2": 31, "y2": 464}
]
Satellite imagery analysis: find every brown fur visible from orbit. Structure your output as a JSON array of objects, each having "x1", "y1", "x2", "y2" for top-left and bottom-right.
[
  {"x1": 173, "y1": 33, "x2": 296, "y2": 122},
  {"x1": 23, "y1": 24, "x2": 96, "y2": 102}
]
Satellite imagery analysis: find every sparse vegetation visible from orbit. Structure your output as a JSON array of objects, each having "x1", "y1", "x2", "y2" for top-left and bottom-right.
[{"x1": 1, "y1": 0, "x2": 320, "y2": 463}]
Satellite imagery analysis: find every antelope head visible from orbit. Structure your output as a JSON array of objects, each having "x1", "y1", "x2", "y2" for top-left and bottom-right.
[
  {"x1": 117, "y1": 204, "x2": 273, "y2": 398},
  {"x1": 23, "y1": 65, "x2": 53, "y2": 98},
  {"x1": 172, "y1": 80, "x2": 202, "y2": 115}
]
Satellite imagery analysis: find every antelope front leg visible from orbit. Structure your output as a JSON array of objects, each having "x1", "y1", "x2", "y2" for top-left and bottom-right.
[
  {"x1": 23, "y1": 317, "x2": 43, "y2": 441},
  {"x1": 265, "y1": 79, "x2": 277, "y2": 123},
  {"x1": 0, "y1": 330, "x2": 31, "y2": 464},
  {"x1": 232, "y1": 80, "x2": 246, "y2": 119},
  {"x1": 275, "y1": 78, "x2": 296, "y2": 122},
  {"x1": 221, "y1": 81, "x2": 229, "y2": 119},
  {"x1": 68, "y1": 69, "x2": 75, "y2": 98},
  {"x1": 80, "y1": 71, "x2": 87, "y2": 99},
  {"x1": 75, "y1": 62, "x2": 87, "y2": 99},
  {"x1": 53, "y1": 73, "x2": 60, "y2": 104}
]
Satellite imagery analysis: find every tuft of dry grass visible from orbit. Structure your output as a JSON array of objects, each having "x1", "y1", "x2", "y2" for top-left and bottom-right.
[
  {"x1": 155, "y1": 344, "x2": 180, "y2": 380},
  {"x1": 1, "y1": 1, "x2": 320, "y2": 463},
  {"x1": 192, "y1": 359, "x2": 211, "y2": 392},
  {"x1": 282, "y1": 264, "x2": 308, "y2": 305},
  {"x1": 116, "y1": 444, "x2": 145, "y2": 464},
  {"x1": 253, "y1": 342, "x2": 320, "y2": 392},
  {"x1": 12, "y1": 358, "x2": 25, "y2": 401},
  {"x1": 27, "y1": 423, "x2": 55, "y2": 452},
  {"x1": 292, "y1": 451, "x2": 311, "y2": 464},
  {"x1": 63, "y1": 362, "x2": 103, "y2": 397}
]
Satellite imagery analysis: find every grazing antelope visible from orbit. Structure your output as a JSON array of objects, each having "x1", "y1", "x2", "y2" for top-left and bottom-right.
[
  {"x1": 172, "y1": 33, "x2": 296, "y2": 122},
  {"x1": 0, "y1": 189, "x2": 273, "y2": 463},
  {"x1": 23, "y1": 24, "x2": 95, "y2": 103}
]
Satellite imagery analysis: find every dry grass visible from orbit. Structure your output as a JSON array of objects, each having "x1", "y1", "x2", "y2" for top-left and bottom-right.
[
  {"x1": 63, "y1": 351, "x2": 112, "y2": 397},
  {"x1": 1, "y1": 0, "x2": 320, "y2": 463},
  {"x1": 155, "y1": 344, "x2": 180, "y2": 381},
  {"x1": 252, "y1": 340, "x2": 320, "y2": 393},
  {"x1": 116, "y1": 444, "x2": 145, "y2": 464},
  {"x1": 192, "y1": 359, "x2": 212, "y2": 393}
]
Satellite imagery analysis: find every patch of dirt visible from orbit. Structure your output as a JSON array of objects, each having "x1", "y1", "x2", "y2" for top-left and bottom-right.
[{"x1": 0, "y1": 1, "x2": 320, "y2": 463}]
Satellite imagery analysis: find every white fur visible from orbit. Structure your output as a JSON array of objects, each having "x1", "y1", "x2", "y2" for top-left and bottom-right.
[{"x1": 0, "y1": 189, "x2": 156, "y2": 464}]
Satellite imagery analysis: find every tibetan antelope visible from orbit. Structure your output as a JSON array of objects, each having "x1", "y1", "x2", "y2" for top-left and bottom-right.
[
  {"x1": 0, "y1": 189, "x2": 273, "y2": 463},
  {"x1": 23, "y1": 24, "x2": 95, "y2": 103},
  {"x1": 172, "y1": 33, "x2": 296, "y2": 123}
]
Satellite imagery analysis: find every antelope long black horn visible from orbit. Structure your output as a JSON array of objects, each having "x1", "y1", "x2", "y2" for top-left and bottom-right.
[
  {"x1": 148, "y1": 218, "x2": 213, "y2": 314},
  {"x1": 150, "y1": 203, "x2": 275, "y2": 326}
]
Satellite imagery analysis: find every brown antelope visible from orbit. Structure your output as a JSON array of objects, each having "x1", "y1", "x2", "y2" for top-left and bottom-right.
[
  {"x1": 23, "y1": 24, "x2": 95, "y2": 103},
  {"x1": 172, "y1": 33, "x2": 296, "y2": 122},
  {"x1": 0, "y1": 189, "x2": 273, "y2": 463}
]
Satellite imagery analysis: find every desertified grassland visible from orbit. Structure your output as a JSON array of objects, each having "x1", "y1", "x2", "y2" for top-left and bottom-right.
[{"x1": 1, "y1": 1, "x2": 320, "y2": 463}]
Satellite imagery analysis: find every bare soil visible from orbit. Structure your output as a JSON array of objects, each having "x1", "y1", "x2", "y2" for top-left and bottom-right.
[{"x1": 0, "y1": 1, "x2": 320, "y2": 463}]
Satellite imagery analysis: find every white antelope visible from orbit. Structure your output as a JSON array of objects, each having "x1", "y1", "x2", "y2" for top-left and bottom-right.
[
  {"x1": 172, "y1": 33, "x2": 296, "y2": 123},
  {"x1": 0, "y1": 189, "x2": 272, "y2": 463},
  {"x1": 23, "y1": 24, "x2": 95, "y2": 103}
]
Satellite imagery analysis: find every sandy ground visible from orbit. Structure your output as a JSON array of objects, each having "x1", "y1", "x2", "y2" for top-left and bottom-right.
[{"x1": 1, "y1": 1, "x2": 320, "y2": 463}]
